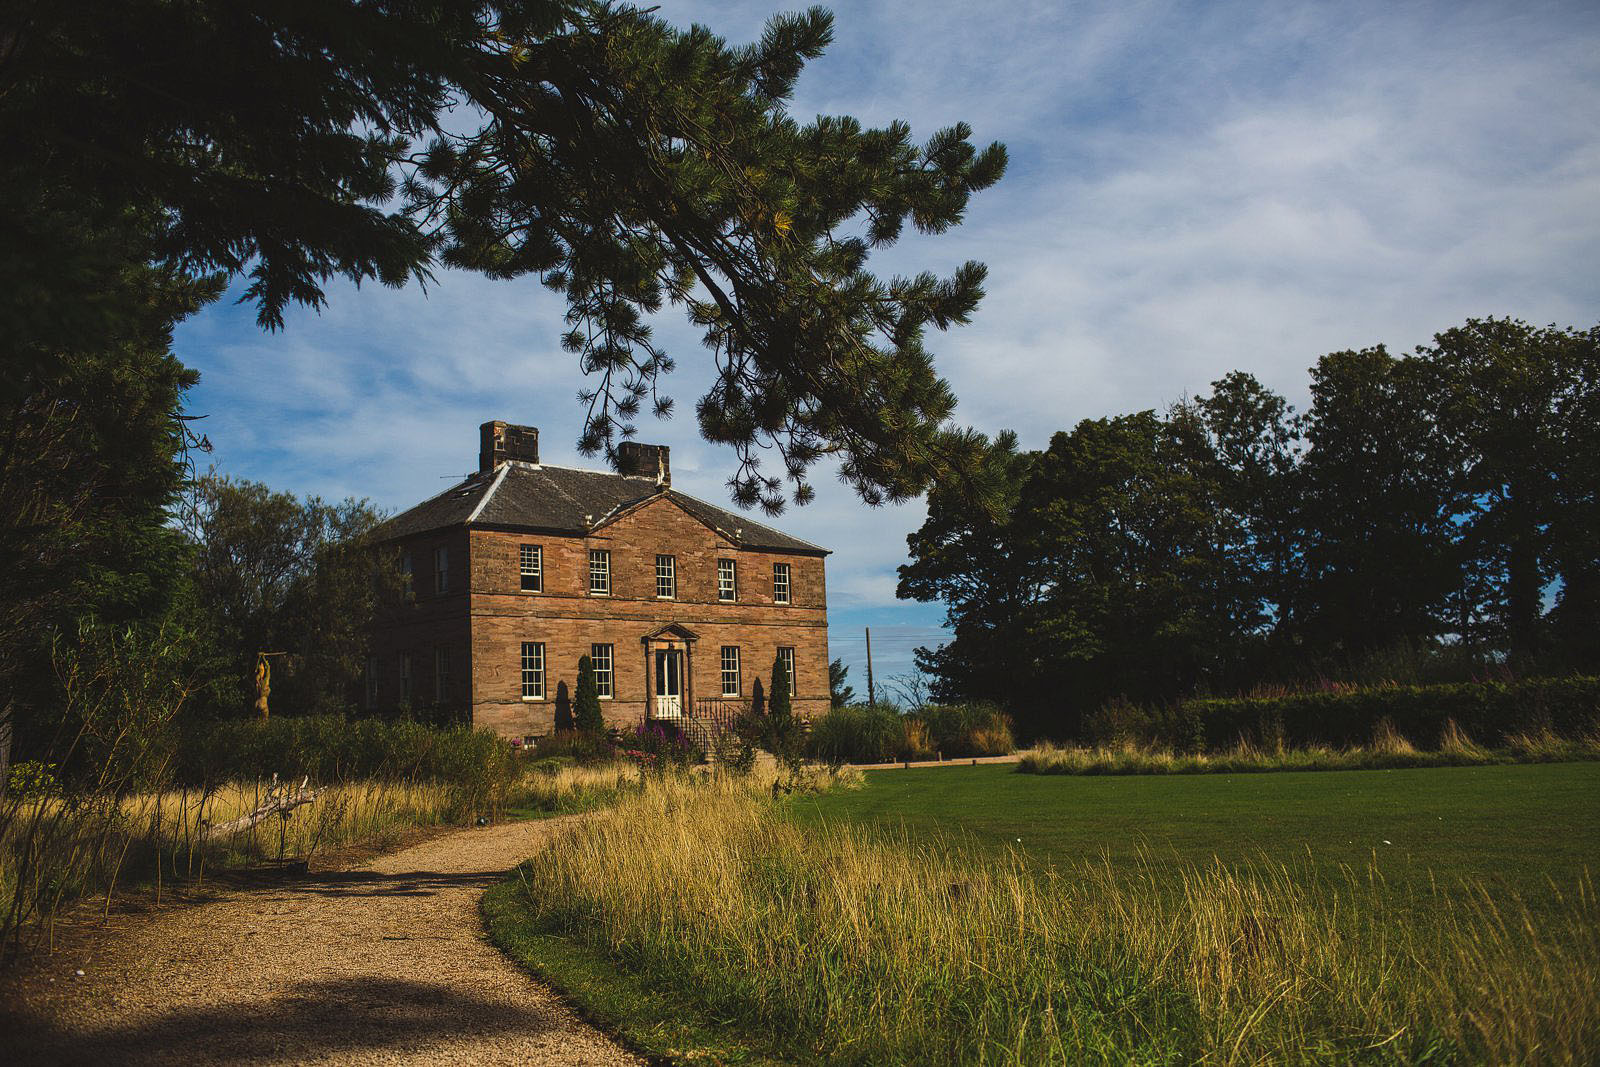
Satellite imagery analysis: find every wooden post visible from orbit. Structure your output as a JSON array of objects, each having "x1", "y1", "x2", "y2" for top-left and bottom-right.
[{"x1": 865, "y1": 627, "x2": 876, "y2": 707}]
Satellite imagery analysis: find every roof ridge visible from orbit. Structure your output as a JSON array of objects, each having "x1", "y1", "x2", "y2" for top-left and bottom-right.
[
  {"x1": 464, "y1": 463, "x2": 510, "y2": 524},
  {"x1": 666, "y1": 488, "x2": 830, "y2": 553}
]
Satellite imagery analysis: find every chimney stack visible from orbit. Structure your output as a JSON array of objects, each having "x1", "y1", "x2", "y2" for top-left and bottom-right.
[
  {"x1": 479, "y1": 421, "x2": 539, "y2": 472},
  {"x1": 617, "y1": 442, "x2": 670, "y2": 486}
]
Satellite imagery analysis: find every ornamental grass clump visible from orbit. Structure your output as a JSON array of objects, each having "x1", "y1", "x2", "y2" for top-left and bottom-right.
[{"x1": 508, "y1": 775, "x2": 1600, "y2": 1064}]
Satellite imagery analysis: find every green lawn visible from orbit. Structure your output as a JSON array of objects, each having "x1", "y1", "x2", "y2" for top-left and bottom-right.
[{"x1": 794, "y1": 761, "x2": 1600, "y2": 905}]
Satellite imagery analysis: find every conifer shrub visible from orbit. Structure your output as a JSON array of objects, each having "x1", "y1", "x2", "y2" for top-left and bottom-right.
[{"x1": 574, "y1": 655, "x2": 605, "y2": 733}]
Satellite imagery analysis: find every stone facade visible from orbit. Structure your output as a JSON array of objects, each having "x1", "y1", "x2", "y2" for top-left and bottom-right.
[{"x1": 368, "y1": 432, "x2": 829, "y2": 738}]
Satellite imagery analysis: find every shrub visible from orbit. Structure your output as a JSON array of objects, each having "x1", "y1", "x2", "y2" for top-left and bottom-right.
[
  {"x1": 574, "y1": 656, "x2": 604, "y2": 733},
  {"x1": 1177, "y1": 676, "x2": 1600, "y2": 751},
  {"x1": 533, "y1": 729, "x2": 615, "y2": 765},
  {"x1": 805, "y1": 704, "x2": 907, "y2": 765},
  {"x1": 915, "y1": 703, "x2": 1017, "y2": 758}
]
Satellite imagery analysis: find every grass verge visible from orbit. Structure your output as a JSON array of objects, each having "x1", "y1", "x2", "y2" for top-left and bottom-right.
[
  {"x1": 487, "y1": 767, "x2": 1599, "y2": 1065},
  {"x1": 1017, "y1": 723, "x2": 1600, "y2": 776}
]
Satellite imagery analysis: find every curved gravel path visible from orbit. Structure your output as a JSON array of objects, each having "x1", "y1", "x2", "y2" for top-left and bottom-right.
[{"x1": 2, "y1": 818, "x2": 640, "y2": 1066}]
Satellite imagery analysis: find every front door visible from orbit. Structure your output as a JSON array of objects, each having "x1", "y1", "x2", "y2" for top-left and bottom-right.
[{"x1": 654, "y1": 650, "x2": 683, "y2": 719}]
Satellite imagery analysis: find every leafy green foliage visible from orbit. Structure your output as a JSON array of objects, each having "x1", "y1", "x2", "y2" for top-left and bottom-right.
[
  {"x1": 179, "y1": 715, "x2": 518, "y2": 792},
  {"x1": 1176, "y1": 676, "x2": 1600, "y2": 752},
  {"x1": 902, "y1": 318, "x2": 1600, "y2": 739},
  {"x1": 574, "y1": 655, "x2": 604, "y2": 733},
  {"x1": 183, "y1": 474, "x2": 398, "y2": 718}
]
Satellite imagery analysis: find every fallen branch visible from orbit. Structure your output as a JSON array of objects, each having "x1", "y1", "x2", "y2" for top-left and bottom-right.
[{"x1": 202, "y1": 774, "x2": 321, "y2": 840}]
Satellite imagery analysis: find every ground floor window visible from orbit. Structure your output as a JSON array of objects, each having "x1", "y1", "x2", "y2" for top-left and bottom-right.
[
  {"x1": 399, "y1": 653, "x2": 412, "y2": 703},
  {"x1": 365, "y1": 655, "x2": 379, "y2": 708},
  {"x1": 720, "y1": 646, "x2": 741, "y2": 697},
  {"x1": 777, "y1": 646, "x2": 795, "y2": 694},
  {"x1": 434, "y1": 646, "x2": 451, "y2": 703},
  {"x1": 521, "y1": 641, "x2": 545, "y2": 700},
  {"x1": 592, "y1": 643, "x2": 614, "y2": 698}
]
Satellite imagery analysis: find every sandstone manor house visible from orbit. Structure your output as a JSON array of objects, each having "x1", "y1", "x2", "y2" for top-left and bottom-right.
[{"x1": 367, "y1": 421, "x2": 831, "y2": 739}]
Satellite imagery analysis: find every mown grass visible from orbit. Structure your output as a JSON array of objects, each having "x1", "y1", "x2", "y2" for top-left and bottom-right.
[
  {"x1": 799, "y1": 762, "x2": 1600, "y2": 914},
  {"x1": 489, "y1": 766, "x2": 1600, "y2": 1065}
]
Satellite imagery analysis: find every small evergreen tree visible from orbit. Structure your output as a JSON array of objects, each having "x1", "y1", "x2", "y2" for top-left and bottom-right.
[
  {"x1": 553, "y1": 680, "x2": 573, "y2": 733},
  {"x1": 770, "y1": 652, "x2": 793, "y2": 724},
  {"x1": 574, "y1": 655, "x2": 604, "y2": 733},
  {"x1": 750, "y1": 677, "x2": 766, "y2": 719}
]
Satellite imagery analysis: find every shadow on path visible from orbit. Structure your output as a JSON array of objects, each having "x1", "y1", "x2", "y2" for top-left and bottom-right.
[{"x1": 5, "y1": 976, "x2": 566, "y2": 1065}]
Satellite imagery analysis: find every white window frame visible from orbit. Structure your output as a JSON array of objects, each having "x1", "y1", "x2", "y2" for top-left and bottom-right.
[
  {"x1": 434, "y1": 646, "x2": 450, "y2": 703},
  {"x1": 720, "y1": 646, "x2": 741, "y2": 697},
  {"x1": 520, "y1": 544, "x2": 542, "y2": 592},
  {"x1": 778, "y1": 646, "x2": 795, "y2": 693},
  {"x1": 718, "y1": 558, "x2": 737, "y2": 602},
  {"x1": 772, "y1": 562, "x2": 791, "y2": 605},
  {"x1": 521, "y1": 642, "x2": 545, "y2": 700},
  {"x1": 655, "y1": 554, "x2": 676, "y2": 599},
  {"x1": 433, "y1": 546, "x2": 449, "y2": 594},
  {"x1": 591, "y1": 643, "x2": 614, "y2": 699},
  {"x1": 589, "y1": 549, "x2": 610, "y2": 595}
]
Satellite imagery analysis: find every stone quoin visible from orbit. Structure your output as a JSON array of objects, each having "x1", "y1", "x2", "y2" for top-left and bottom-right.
[{"x1": 367, "y1": 422, "x2": 830, "y2": 737}]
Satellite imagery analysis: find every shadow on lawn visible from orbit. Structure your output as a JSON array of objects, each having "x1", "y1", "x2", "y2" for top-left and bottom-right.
[{"x1": 5, "y1": 976, "x2": 566, "y2": 1065}]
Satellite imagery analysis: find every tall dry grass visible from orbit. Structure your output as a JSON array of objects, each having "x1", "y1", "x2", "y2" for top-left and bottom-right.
[
  {"x1": 1017, "y1": 720, "x2": 1600, "y2": 776},
  {"x1": 1, "y1": 761, "x2": 633, "y2": 956},
  {"x1": 509, "y1": 775, "x2": 1600, "y2": 1064}
]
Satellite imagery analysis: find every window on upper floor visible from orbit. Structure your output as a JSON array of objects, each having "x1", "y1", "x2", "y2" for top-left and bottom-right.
[
  {"x1": 777, "y1": 646, "x2": 795, "y2": 694},
  {"x1": 520, "y1": 544, "x2": 542, "y2": 592},
  {"x1": 521, "y1": 642, "x2": 545, "y2": 700},
  {"x1": 656, "y1": 554, "x2": 676, "y2": 599},
  {"x1": 772, "y1": 562, "x2": 791, "y2": 605},
  {"x1": 589, "y1": 549, "x2": 610, "y2": 595},
  {"x1": 718, "y1": 559, "x2": 737, "y2": 602},
  {"x1": 720, "y1": 646, "x2": 741, "y2": 697},
  {"x1": 592, "y1": 643, "x2": 614, "y2": 698},
  {"x1": 400, "y1": 551, "x2": 414, "y2": 600},
  {"x1": 433, "y1": 546, "x2": 449, "y2": 594}
]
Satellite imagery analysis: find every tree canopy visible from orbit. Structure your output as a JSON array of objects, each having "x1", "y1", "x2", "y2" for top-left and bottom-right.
[
  {"x1": 900, "y1": 318, "x2": 1600, "y2": 740},
  {"x1": 2, "y1": 0, "x2": 1006, "y2": 512}
]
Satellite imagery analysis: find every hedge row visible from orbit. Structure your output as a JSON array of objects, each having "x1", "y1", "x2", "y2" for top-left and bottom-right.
[
  {"x1": 806, "y1": 704, "x2": 1015, "y2": 764},
  {"x1": 1163, "y1": 676, "x2": 1600, "y2": 751},
  {"x1": 178, "y1": 715, "x2": 518, "y2": 789}
]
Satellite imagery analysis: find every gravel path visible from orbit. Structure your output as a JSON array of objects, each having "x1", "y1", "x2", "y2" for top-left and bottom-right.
[{"x1": 2, "y1": 818, "x2": 641, "y2": 1066}]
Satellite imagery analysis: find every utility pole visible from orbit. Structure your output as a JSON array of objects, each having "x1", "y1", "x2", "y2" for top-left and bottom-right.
[{"x1": 865, "y1": 627, "x2": 876, "y2": 708}]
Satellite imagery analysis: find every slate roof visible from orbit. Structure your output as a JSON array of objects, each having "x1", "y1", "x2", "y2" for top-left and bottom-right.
[{"x1": 375, "y1": 462, "x2": 828, "y2": 555}]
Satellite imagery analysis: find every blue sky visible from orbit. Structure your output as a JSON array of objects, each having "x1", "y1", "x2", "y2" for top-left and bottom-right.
[{"x1": 174, "y1": 0, "x2": 1600, "y2": 693}]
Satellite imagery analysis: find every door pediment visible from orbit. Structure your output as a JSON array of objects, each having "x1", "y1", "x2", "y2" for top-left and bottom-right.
[{"x1": 640, "y1": 622, "x2": 699, "y2": 644}]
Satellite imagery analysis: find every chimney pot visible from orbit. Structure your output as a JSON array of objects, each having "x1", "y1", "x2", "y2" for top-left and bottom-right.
[
  {"x1": 617, "y1": 442, "x2": 670, "y2": 487},
  {"x1": 480, "y1": 421, "x2": 539, "y2": 471}
]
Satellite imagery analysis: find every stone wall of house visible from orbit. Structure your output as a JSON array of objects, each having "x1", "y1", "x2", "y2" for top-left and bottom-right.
[
  {"x1": 367, "y1": 525, "x2": 474, "y2": 720},
  {"x1": 468, "y1": 496, "x2": 829, "y2": 737},
  {"x1": 369, "y1": 495, "x2": 829, "y2": 738}
]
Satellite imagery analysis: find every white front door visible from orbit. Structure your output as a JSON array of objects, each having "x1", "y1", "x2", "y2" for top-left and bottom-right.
[{"x1": 654, "y1": 650, "x2": 683, "y2": 718}]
